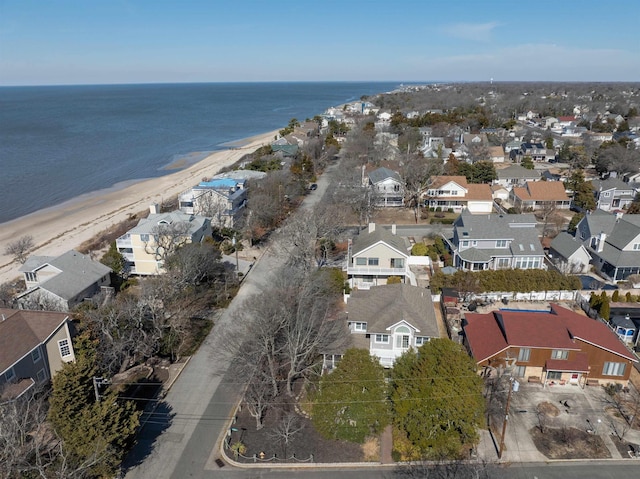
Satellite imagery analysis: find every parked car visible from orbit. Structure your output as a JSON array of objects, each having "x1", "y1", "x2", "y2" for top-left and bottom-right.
[{"x1": 309, "y1": 183, "x2": 318, "y2": 190}]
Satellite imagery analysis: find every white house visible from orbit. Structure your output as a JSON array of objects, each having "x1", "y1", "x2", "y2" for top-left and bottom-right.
[
  {"x1": 548, "y1": 232, "x2": 591, "y2": 274},
  {"x1": 367, "y1": 167, "x2": 404, "y2": 207},
  {"x1": 340, "y1": 284, "x2": 441, "y2": 368},
  {"x1": 425, "y1": 176, "x2": 493, "y2": 214},
  {"x1": 178, "y1": 177, "x2": 247, "y2": 228}
]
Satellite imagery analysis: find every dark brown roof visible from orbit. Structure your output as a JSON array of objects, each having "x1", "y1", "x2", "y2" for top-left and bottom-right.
[{"x1": 0, "y1": 309, "x2": 69, "y2": 374}]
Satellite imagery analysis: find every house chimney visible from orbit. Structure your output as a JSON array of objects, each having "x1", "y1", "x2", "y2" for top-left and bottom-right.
[
  {"x1": 368, "y1": 223, "x2": 376, "y2": 233},
  {"x1": 391, "y1": 224, "x2": 397, "y2": 235},
  {"x1": 149, "y1": 203, "x2": 160, "y2": 215},
  {"x1": 597, "y1": 232, "x2": 606, "y2": 253}
]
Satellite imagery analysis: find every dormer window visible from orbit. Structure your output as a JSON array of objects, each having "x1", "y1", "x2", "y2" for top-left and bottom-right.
[{"x1": 25, "y1": 272, "x2": 37, "y2": 282}]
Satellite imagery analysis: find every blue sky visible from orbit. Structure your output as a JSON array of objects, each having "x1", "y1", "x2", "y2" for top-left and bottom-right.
[{"x1": 1, "y1": 0, "x2": 639, "y2": 85}]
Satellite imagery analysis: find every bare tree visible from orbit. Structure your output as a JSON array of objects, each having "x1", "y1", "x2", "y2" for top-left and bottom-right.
[
  {"x1": 164, "y1": 241, "x2": 224, "y2": 287},
  {"x1": 267, "y1": 411, "x2": 305, "y2": 458},
  {"x1": 144, "y1": 221, "x2": 194, "y2": 263},
  {"x1": 5, "y1": 235, "x2": 34, "y2": 264},
  {"x1": 400, "y1": 153, "x2": 443, "y2": 223},
  {"x1": 244, "y1": 378, "x2": 275, "y2": 431}
]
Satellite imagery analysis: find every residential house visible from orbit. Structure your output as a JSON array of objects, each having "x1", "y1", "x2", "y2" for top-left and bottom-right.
[
  {"x1": 494, "y1": 165, "x2": 541, "y2": 188},
  {"x1": 511, "y1": 142, "x2": 555, "y2": 162},
  {"x1": 447, "y1": 210, "x2": 545, "y2": 271},
  {"x1": 425, "y1": 176, "x2": 493, "y2": 214},
  {"x1": 16, "y1": 250, "x2": 112, "y2": 312},
  {"x1": 0, "y1": 309, "x2": 76, "y2": 400},
  {"x1": 491, "y1": 185, "x2": 509, "y2": 202},
  {"x1": 178, "y1": 177, "x2": 247, "y2": 228},
  {"x1": 509, "y1": 181, "x2": 571, "y2": 211},
  {"x1": 339, "y1": 284, "x2": 441, "y2": 368},
  {"x1": 346, "y1": 224, "x2": 414, "y2": 289},
  {"x1": 463, "y1": 304, "x2": 636, "y2": 386},
  {"x1": 576, "y1": 210, "x2": 640, "y2": 281},
  {"x1": 117, "y1": 205, "x2": 212, "y2": 275},
  {"x1": 548, "y1": 232, "x2": 591, "y2": 274},
  {"x1": 374, "y1": 132, "x2": 400, "y2": 160},
  {"x1": 592, "y1": 177, "x2": 637, "y2": 212},
  {"x1": 488, "y1": 146, "x2": 505, "y2": 163},
  {"x1": 461, "y1": 133, "x2": 489, "y2": 145},
  {"x1": 367, "y1": 167, "x2": 404, "y2": 207}
]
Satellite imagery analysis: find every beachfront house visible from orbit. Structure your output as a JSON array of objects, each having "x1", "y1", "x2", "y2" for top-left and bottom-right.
[
  {"x1": 178, "y1": 177, "x2": 247, "y2": 228},
  {"x1": 16, "y1": 250, "x2": 112, "y2": 312},
  {"x1": 116, "y1": 204, "x2": 212, "y2": 275},
  {"x1": 1, "y1": 309, "x2": 76, "y2": 401}
]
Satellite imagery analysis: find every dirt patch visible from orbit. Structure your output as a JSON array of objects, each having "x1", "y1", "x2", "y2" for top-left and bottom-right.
[
  {"x1": 530, "y1": 426, "x2": 611, "y2": 459},
  {"x1": 537, "y1": 401, "x2": 560, "y2": 417},
  {"x1": 610, "y1": 436, "x2": 640, "y2": 458},
  {"x1": 227, "y1": 401, "x2": 364, "y2": 463}
]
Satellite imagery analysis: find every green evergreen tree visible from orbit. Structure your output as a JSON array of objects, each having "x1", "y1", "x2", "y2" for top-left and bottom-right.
[
  {"x1": 390, "y1": 339, "x2": 484, "y2": 459},
  {"x1": 567, "y1": 213, "x2": 584, "y2": 234},
  {"x1": 312, "y1": 349, "x2": 389, "y2": 443},
  {"x1": 626, "y1": 292, "x2": 634, "y2": 302},
  {"x1": 612, "y1": 290, "x2": 620, "y2": 302},
  {"x1": 521, "y1": 156, "x2": 535, "y2": 170},
  {"x1": 48, "y1": 332, "x2": 141, "y2": 477},
  {"x1": 600, "y1": 299, "x2": 611, "y2": 321}
]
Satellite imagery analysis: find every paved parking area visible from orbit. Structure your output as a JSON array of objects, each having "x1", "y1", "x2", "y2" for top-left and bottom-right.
[{"x1": 477, "y1": 381, "x2": 640, "y2": 462}]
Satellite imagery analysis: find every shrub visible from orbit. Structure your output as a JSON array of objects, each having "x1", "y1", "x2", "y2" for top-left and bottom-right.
[
  {"x1": 387, "y1": 276, "x2": 402, "y2": 284},
  {"x1": 411, "y1": 243, "x2": 428, "y2": 256}
]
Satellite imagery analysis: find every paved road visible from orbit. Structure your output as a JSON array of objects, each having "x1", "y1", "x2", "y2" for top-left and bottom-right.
[{"x1": 122, "y1": 164, "x2": 334, "y2": 479}]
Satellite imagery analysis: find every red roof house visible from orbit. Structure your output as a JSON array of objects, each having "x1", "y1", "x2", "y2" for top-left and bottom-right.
[{"x1": 463, "y1": 304, "x2": 637, "y2": 387}]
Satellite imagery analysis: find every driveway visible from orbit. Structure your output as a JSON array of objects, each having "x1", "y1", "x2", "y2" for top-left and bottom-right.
[{"x1": 476, "y1": 381, "x2": 640, "y2": 463}]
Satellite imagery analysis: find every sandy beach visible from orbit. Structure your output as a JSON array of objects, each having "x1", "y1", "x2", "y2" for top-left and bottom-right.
[{"x1": 0, "y1": 129, "x2": 279, "y2": 284}]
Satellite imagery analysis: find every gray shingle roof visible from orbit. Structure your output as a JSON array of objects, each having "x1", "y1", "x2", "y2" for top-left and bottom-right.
[
  {"x1": 496, "y1": 165, "x2": 541, "y2": 180},
  {"x1": 607, "y1": 216, "x2": 640, "y2": 250},
  {"x1": 19, "y1": 250, "x2": 112, "y2": 301},
  {"x1": 454, "y1": 210, "x2": 537, "y2": 239},
  {"x1": 583, "y1": 209, "x2": 618, "y2": 236},
  {"x1": 592, "y1": 177, "x2": 634, "y2": 192},
  {"x1": 351, "y1": 225, "x2": 409, "y2": 257},
  {"x1": 129, "y1": 211, "x2": 209, "y2": 236},
  {"x1": 550, "y1": 232, "x2": 584, "y2": 260},
  {"x1": 368, "y1": 167, "x2": 401, "y2": 185},
  {"x1": 347, "y1": 284, "x2": 439, "y2": 337}
]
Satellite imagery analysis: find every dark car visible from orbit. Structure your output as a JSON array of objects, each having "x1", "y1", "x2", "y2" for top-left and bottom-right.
[{"x1": 309, "y1": 183, "x2": 318, "y2": 190}]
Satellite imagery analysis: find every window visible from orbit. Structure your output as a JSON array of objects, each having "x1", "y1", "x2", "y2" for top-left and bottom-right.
[
  {"x1": 547, "y1": 371, "x2": 562, "y2": 380},
  {"x1": 396, "y1": 326, "x2": 410, "y2": 349},
  {"x1": 602, "y1": 362, "x2": 626, "y2": 376},
  {"x1": 415, "y1": 336, "x2": 429, "y2": 346},
  {"x1": 352, "y1": 322, "x2": 367, "y2": 332},
  {"x1": 472, "y1": 241, "x2": 478, "y2": 246},
  {"x1": 461, "y1": 241, "x2": 469, "y2": 247},
  {"x1": 391, "y1": 258, "x2": 404, "y2": 268},
  {"x1": 25, "y1": 272, "x2": 37, "y2": 282},
  {"x1": 4, "y1": 367, "x2": 16, "y2": 382},
  {"x1": 375, "y1": 334, "x2": 390, "y2": 343},
  {"x1": 36, "y1": 369, "x2": 47, "y2": 382},
  {"x1": 496, "y1": 240, "x2": 508, "y2": 248},
  {"x1": 518, "y1": 348, "x2": 531, "y2": 361},
  {"x1": 514, "y1": 365, "x2": 526, "y2": 378},
  {"x1": 58, "y1": 339, "x2": 72, "y2": 358},
  {"x1": 31, "y1": 347, "x2": 42, "y2": 363},
  {"x1": 497, "y1": 258, "x2": 510, "y2": 269},
  {"x1": 633, "y1": 244, "x2": 640, "y2": 251},
  {"x1": 603, "y1": 192, "x2": 610, "y2": 197},
  {"x1": 551, "y1": 350, "x2": 568, "y2": 360},
  {"x1": 355, "y1": 257, "x2": 367, "y2": 266},
  {"x1": 368, "y1": 258, "x2": 379, "y2": 266}
]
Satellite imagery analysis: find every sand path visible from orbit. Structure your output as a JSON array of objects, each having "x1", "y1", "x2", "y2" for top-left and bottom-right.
[{"x1": 0, "y1": 130, "x2": 278, "y2": 284}]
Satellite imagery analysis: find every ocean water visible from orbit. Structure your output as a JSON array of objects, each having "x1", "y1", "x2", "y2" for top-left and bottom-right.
[{"x1": 0, "y1": 82, "x2": 399, "y2": 224}]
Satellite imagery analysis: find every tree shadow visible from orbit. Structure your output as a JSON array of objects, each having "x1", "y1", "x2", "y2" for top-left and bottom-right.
[{"x1": 120, "y1": 400, "x2": 176, "y2": 472}]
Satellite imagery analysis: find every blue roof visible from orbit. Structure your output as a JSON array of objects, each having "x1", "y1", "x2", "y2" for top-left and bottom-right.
[{"x1": 198, "y1": 179, "x2": 239, "y2": 189}]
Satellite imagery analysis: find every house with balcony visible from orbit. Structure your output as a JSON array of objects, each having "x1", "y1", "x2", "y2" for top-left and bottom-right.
[
  {"x1": 448, "y1": 210, "x2": 545, "y2": 271},
  {"x1": 575, "y1": 210, "x2": 640, "y2": 281},
  {"x1": 425, "y1": 176, "x2": 493, "y2": 214},
  {"x1": 463, "y1": 304, "x2": 637, "y2": 387},
  {"x1": 117, "y1": 204, "x2": 212, "y2": 275},
  {"x1": 509, "y1": 181, "x2": 571, "y2": 211},
  {"x1": 178, "y1": 177, "x2": 247, "y2": 228},
  {"x1": 339, "y1": 284, "x2": 441, "y2": 368},
  {"x1": 16, "y1": 250, "x2": 112, "y2": 312},
  {"x1": 1, "y1": 309, "x2": 75, "y2": 401},
  {"x1": 511, "y1": 142, "x2": 555, "y2": 162},
  {"x1": 346, "y1": 223, "x2": 413, "y2": 289},
  {"x1": 592, "y1": 177, "x2": 637, "y2": 212},
  {"x1": 367, "y1": 167, "x2": 404, "y2": 207}
]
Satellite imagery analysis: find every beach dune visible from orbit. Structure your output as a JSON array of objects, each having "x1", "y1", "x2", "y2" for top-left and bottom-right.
[{"x1": 0, "y1": 130, "x2": 278, "y2": 285}]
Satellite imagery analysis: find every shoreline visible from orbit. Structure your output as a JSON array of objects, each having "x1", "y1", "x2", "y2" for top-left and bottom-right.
[{"x1": 0, "y1": 129, "x2": 279, "y2": 284}]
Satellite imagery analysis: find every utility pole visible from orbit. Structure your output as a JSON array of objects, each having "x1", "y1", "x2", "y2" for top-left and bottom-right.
[
  {"x1": 93, "y1": 377, "x2": 104, "y2": 402},
  {"x1": 498, "y1": 378, "x2": 519, "y2": 459},
  {"x1": 232, "y1": 235, "x2": 239, "y2": 272}
]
